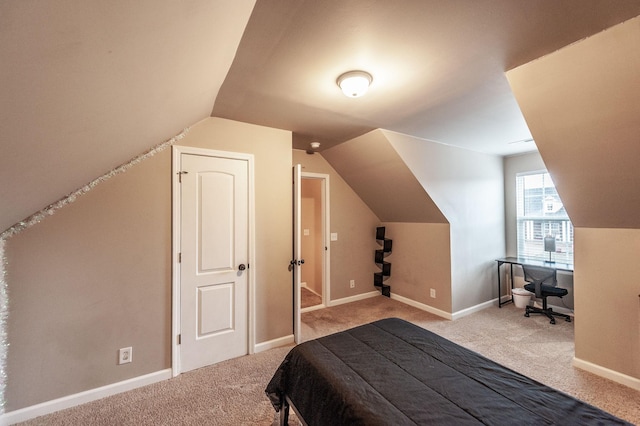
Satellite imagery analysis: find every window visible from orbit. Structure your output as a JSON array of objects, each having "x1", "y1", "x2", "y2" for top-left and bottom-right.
[{"x1": 516, "y1": 171, "x2": 573, "y2": 263}]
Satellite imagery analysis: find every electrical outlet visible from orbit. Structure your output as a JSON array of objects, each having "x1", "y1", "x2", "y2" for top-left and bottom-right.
[
  {"x1": 350, "y1": 280, "x2": 355, "y2": 288},
  {"x1": 118, "y1": 347, "x2": 132, "y2": 365},
  {"x1": 430, "y1": 288, "x2": 436, "y2": 298}
]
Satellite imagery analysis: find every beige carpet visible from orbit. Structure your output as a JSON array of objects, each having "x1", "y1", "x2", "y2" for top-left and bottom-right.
[
  {"x1": 17, "y1": 296, "x2": 640, "y2": 425},
  {"x1": 300, "y1": 287, "x2": 322, "y2": 309}
]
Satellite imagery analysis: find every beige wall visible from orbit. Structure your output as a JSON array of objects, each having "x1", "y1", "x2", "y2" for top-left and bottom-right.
[
  {"x1": 574, "y1": 228, "x2": 640, "y2": 379},
  {"x1": 5, "y1": 117, "x2": 292, "y2": 411},
  {"x1": 292, "y1": 150, "x2": 380, "y2": 301},
  {"x1": 381, "y1": 223, "x2": 451, "y2": 312},
  {"x1": 507, "y1": 17, "x2": 640, "y2": 382},
  {"x1": 383, "y1": 131, "x2": 505, "y2": 313},
  {"x1": 6, "y1": 149, "x2": 172, "y2": 410},
  {"x1": 316, "y1": 129, "x2": 504, "y2": 313},
  {"x1": 317, "y1": 131, "x2": 454, "y2": 310}
]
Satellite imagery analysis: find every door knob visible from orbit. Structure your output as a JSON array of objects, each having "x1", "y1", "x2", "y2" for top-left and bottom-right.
[{"x1": 238, "y1": 264, "x2": 246, "y2": 271}]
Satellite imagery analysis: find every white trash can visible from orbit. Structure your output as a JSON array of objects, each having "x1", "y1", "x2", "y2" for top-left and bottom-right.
[{"x1": 512, "y1": 288, "x2": 532, "y2": 308}]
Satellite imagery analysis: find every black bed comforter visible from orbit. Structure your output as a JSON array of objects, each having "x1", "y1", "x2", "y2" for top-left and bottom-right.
[{"x1": 266, "y1": 317, "x2": 629, "y2": 425}]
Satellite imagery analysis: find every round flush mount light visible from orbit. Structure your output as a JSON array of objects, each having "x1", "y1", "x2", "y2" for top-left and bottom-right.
[{"x1": 337, "y1": 70, "x2": 372, "y2": 98}]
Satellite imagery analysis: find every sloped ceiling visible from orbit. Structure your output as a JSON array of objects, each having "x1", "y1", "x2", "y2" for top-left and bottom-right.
[
  {"x1": 507, "y1": 17, "x2": 640, "y2": 229},
  {"x1": 213, "y1": 0, "x2": 640, "y2": 156},
  {"x1": 2, "y1": 1, "x2": 640, "y2": 235},
  {"x1": 321, "y1": 130, "x2": 447, "y2": 224},
  {"x1": 0, "y1": 1, "x2": 255, "y2": 233}
]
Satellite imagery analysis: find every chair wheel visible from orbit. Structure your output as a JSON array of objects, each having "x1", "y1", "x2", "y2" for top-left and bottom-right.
[
  {"x1": 550, "y1": 318, "x2": 556, "y2": 324},
  {"x1": 524, "y1": 312, "x2": 529, "y2": 317},
  {"x1": 566, "y1": 317, "x2": 571, "y2": 322}
]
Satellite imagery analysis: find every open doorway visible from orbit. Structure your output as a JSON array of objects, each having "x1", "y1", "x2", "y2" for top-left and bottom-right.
[{"x1": 300, "y1": 173, "x2": 330, "y2": 313}]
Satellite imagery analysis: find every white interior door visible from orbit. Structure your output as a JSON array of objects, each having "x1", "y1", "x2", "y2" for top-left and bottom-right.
[
  {"x1": 179, "y1": 152, "x2": 249, "y2": 373},
  {"x1": 293, "y1": 164, "x2": 302, "y2": 343}
]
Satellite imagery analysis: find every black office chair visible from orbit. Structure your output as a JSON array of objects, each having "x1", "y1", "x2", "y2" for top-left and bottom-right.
[{"x1": 522, "y1": 265, "x2": 572, "y2": 324}]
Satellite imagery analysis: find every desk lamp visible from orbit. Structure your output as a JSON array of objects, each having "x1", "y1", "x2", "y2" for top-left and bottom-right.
[{"x1": 544, "y1": 235, "x2": 556, "y2": 263}]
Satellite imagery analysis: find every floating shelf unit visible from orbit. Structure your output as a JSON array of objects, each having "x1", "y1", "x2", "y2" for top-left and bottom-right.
[{"x1": 374, "y1": 226, "x2": 392, "y2": 297}]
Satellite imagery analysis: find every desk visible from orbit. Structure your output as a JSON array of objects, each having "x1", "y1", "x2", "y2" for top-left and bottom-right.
[{"x1": 495, "y1": 257, "x2": 574, "y2": 308}]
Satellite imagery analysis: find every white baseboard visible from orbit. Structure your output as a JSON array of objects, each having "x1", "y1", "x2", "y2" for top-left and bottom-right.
[
  {"x1": 327, "y1": 290, "x2": 380, "y2": 307},
  {"x1": 254, "y1": 334, "x2": 295, "y2": 353},
  {"x1": 390, "y1": 294, "x2": 496, "y2": 321},
  {"x1": 572, "y1": 357, "x2": 640, "y2": 391},
  {"x1": 452, "y1": 298, "x2": 495, "y2": 320},
  {"x1": 1, "y1": 369, "x2": 172, "y2": 426},
  {"x1": 301, "y1": 304, "x2": 326, "y2": 313},
  {"x1": 3, "y1": 335, "x2": 300, "y2": 426},
  {"x1": 390, "y1": 293, "x2": 453, "y2": 320}
]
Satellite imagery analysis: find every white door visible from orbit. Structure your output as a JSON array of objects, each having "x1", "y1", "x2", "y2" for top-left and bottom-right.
[
  {"x1": 179, "y1": 152, "x2": 249, "y2": 372},
  {"x1": 293, "y1": 164, "x2": 302, "y2": 343}
]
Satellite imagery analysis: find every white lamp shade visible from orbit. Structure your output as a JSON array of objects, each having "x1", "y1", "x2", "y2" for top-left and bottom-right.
[
  {"x1": 544, "y1": 235, "x2": 556, "y2": 252},
  {"x1": 337, "y1": 71, "x2": 372, "y2": 98}
]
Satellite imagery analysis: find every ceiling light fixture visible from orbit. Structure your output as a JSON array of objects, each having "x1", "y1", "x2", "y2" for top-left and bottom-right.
[
  {"x1": 306, "y1": 141, "x2": 321, "y2": 155},
  {"x1": 337, "y1": 70, "x2": 372, "y2": 98}
]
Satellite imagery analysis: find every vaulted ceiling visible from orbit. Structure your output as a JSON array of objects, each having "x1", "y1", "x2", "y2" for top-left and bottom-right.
[
  {"x1": 0, "y1": 1, "x2": 256, "y2": 232},
  {"x1": 2, "y1": 1, "x2": 639, "y2": 233},
  {"x1": 213, "y1": 1, "x2": 640, "y2": 154}
]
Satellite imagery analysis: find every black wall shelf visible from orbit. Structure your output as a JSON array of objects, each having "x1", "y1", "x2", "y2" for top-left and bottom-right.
[{"x1": 374, "y1": 226, "x2": 392, "y2": 297}]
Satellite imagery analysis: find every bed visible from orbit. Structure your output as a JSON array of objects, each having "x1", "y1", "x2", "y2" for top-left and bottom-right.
[{"x1": 265, "y1": 317, "x2": 629, "y2": 425}]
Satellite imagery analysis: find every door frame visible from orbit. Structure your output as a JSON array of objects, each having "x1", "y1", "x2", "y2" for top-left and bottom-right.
[
  {"x1": 294, "y1": 170, "x2": 330, "y2": 342},
  {"x1": 301, "y1": 172, "x2": 331, "y2": 309},
  {"x1": 171, "y1": 145, "x2": 256, "y2": 377}
]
